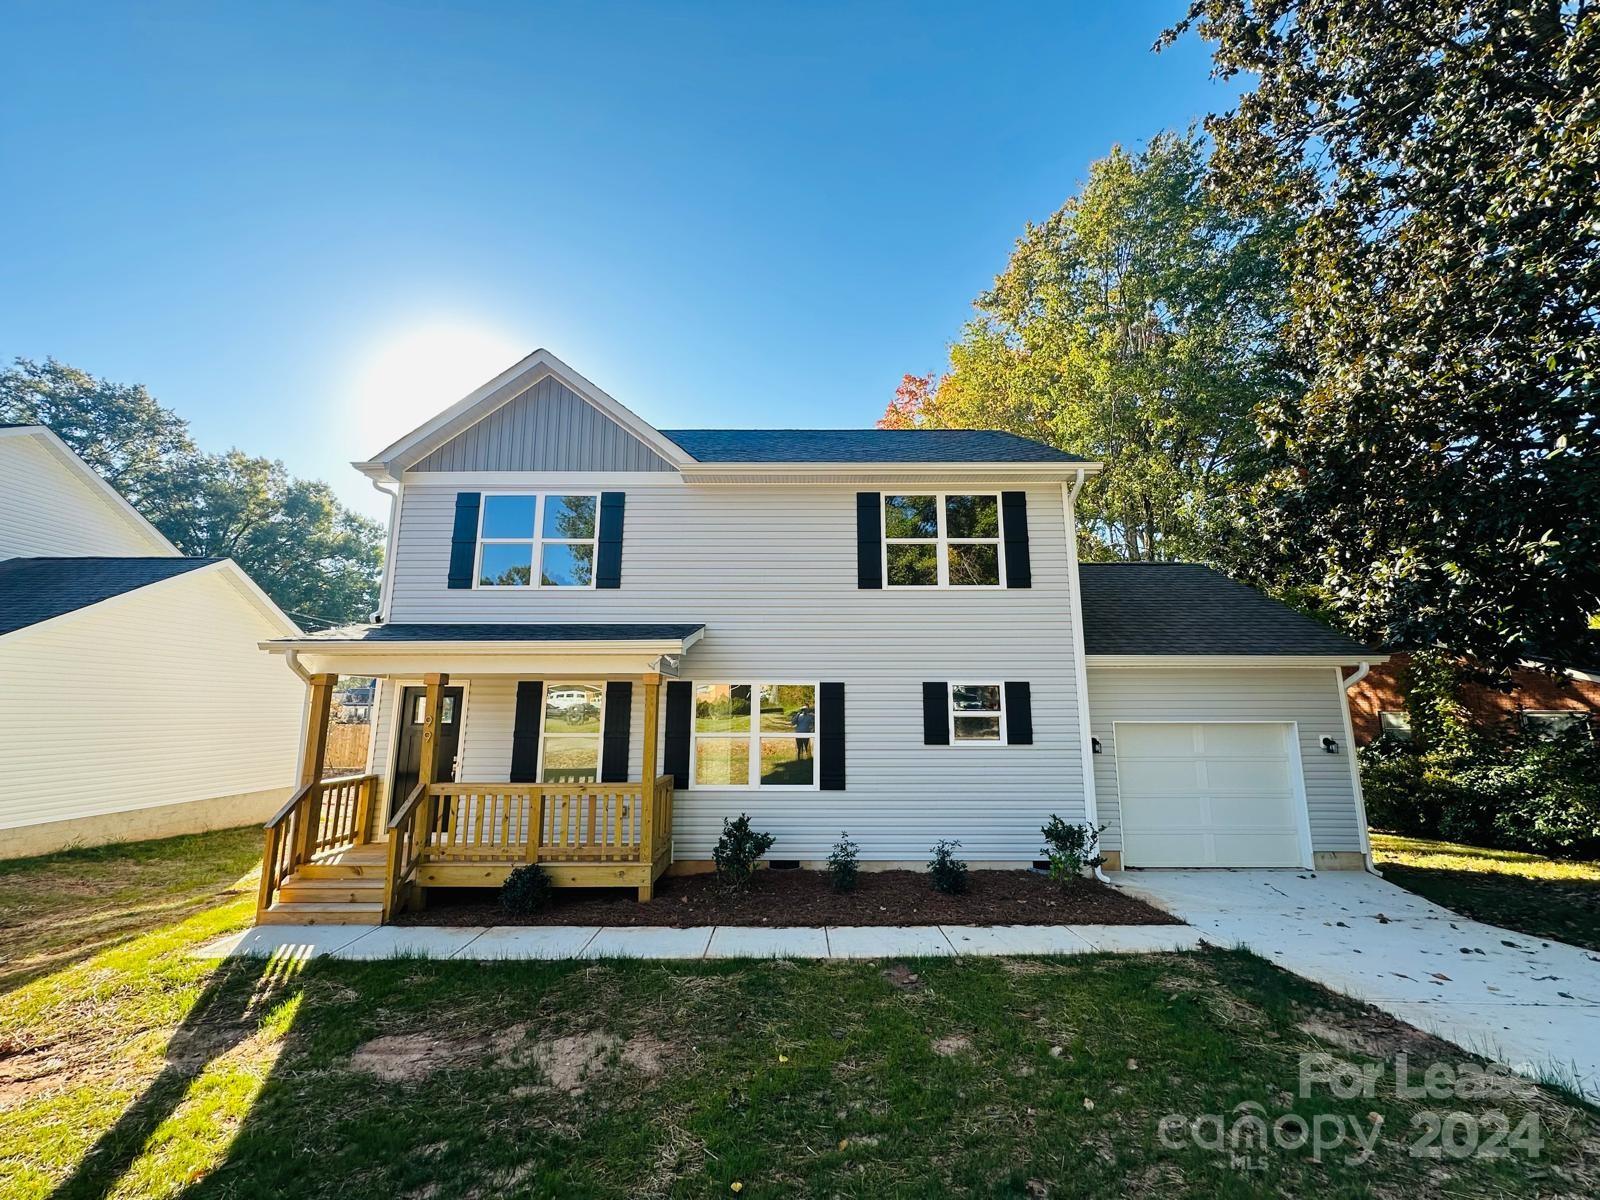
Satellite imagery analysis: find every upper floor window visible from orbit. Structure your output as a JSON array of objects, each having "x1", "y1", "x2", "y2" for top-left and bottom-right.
[
  {"x1": 691, "y1": 682, "x2": 818, "y2": 788},
  {"x1": 1378, "y1": 710, "x2": 1413, "y2": 742},
  {"x1": 476, "y1": 493, "x2": 597, "y2": 588},
  {"x1": 1520, "y1": 710, "x2": 1591, "y2": 740},
  {"x1": 883, "y1": 493, "x2": 1003, "y2": 587}
]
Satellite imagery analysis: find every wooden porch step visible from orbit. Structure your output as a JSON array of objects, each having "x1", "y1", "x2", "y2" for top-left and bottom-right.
[
  {"x1": 297, "y1": 845, "x2": 390, "y2": 880},
  {"x1": 260, "y1": 900, "x2": 384, "y2": 926},
  {"x1": 277, "y1": 874, "x2": 386, "y2": 905}
]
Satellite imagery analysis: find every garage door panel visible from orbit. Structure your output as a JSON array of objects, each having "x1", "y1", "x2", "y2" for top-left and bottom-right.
[
  {"x1": 1116, "y1": 722, "x2": 1305, "y2": 868},
  {"x1": 1198, "y1": 724, "x2": 1286, "y2": 756},
  {"x1": 1115, "y1": 724, "x2": 1198, "y2": 756},
  {"x1": 1119, "y1": 759, "x2": 1203, "y2": 794},
  {"x1": 1201, "y1": 759, "x2": 1292, "y2": 794}
]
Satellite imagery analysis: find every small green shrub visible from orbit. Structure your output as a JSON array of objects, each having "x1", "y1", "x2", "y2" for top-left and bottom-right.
[
  {"x1": 1039, "y1": 816, "x2": 1106, "y2": 886},
  {"x1": 500, "y1": 863, "x2": 554, "y2": 914},
  {"x1": 927, "y1": 839, "x2": 968, "y2": 895},
  {"x1": 826, "y1": 832, "x2": 860, "y2": 892},
  {"x1": 713, "y1": 813, "x2": 776, "y2": 889}
]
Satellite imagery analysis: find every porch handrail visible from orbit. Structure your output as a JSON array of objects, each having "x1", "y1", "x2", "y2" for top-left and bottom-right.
[
  {"x1": 255, "y1": 773, "x2": 379, "y2": 920},
  {"x1": 383, "y1": 781, "x2": 431, "y2": 919}
]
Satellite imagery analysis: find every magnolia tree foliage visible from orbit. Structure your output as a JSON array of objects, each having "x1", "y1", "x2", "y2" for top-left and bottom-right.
[
  {"x1": 1, "y1": 357, "x2": 384, "y2": 626},
  {"x1": 1165, "y1": 1, "x2": 1600, "y2": 670},
  {"x1": 882, "y1": 130, "x2": 1298, "y2": 562}
]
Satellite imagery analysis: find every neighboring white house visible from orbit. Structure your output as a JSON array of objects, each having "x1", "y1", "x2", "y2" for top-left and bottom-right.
[
  {"x1": 0, "y1": 423, "x2": 306, "y2": 859},
  {"x1": 251, "y1": 349, "x2": 1384, "y2": 924}
]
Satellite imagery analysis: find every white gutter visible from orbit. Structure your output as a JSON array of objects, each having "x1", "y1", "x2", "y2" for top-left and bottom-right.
[
  {"x1": 1062, "y1": 469, "x2": 1110, "y2": 883},
  {"x1": 1338, "y1": 660, "x2": 1381, "y2": 874},
  {"x1": 283, "y1": 648, "x2": 313, "y2": 683}
]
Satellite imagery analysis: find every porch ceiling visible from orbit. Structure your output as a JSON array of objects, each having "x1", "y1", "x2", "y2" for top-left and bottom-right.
[{"x1": 259, "y1": 622, "x2": 704, "y2": 677}]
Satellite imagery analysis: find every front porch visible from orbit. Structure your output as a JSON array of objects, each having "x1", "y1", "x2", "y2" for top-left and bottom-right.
[{"x1": 254, "y1": 624, "x2": 702, "y2": 926}]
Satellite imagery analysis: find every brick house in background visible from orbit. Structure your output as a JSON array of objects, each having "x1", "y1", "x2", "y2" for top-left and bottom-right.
[{"x1": 1346, "y1": 649, "x2": 1600, "y2": 745}]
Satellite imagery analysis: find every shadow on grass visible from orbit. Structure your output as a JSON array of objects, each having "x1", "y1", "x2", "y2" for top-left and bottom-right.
[
  {"x1": 47, "y1": 952, "x2": 306, "y2": 1200},
  {"x1": 1379, "y1": 862, "x2": 1600, "y2": 951}
]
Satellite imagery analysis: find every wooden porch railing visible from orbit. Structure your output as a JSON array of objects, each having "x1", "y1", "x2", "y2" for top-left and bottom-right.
[
  {"x1": 379, "y1": 776, "x2": 676, "y2": 916},
  {"x1": 255, "y1": 772, "x2": 378, "y2": 919}
]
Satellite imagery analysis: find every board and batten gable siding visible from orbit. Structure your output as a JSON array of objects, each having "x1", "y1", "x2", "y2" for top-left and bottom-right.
[
  {"x1": 0, "y1": 567, "x2": 303, "y2": 834},
  {"x1": 380, "y1": 477, "x2": 1088, "y2": 861},
  {"x1": 1086, "y1": 666, "x2": 1365, "y2": 855},
  {"x1": 0, "y1": 434, "x2": 172, "y2": 559},
  {"x1": 409, "y1": 376, "x2": 677, "y2": 473}
]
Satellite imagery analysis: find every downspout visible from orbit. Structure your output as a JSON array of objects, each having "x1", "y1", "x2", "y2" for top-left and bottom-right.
[
  {"x1": 1063, "y1": 469, "x2": 1110, "y2": 883},
  {"x1": 1338, "y1": 661, "x2": 1380, "y2": 874},
  {"x1": 371, "y1": 475, "x2": 401, "y2": 623},
  {"x1": 283, "y1": 648, "x2": 314, "y2": 787}
]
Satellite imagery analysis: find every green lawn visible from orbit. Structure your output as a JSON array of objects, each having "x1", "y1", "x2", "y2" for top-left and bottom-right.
[
  {"x1": 2, "y1": 829, "x2": 1596, "y2": 1199},
  {"x1": 0, "y1": 827, "x2": 264, "y2": 994},
  {"x1": 1372, "y1": 833, "x2": 1600, "y2": 952}
]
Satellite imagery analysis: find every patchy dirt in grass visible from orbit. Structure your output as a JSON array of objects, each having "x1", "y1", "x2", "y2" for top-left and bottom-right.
[
  {"x1": 347, "y1": 1024, "x2": 673, "y2": 1092},
  {"x1": 882, "y1": 963, "x2": 925, "y2": 991},
  {"x1": 932, "y1": 1035, "x2": 972, "y2": 1057},
  {"x1": 396, "y1": 868, "x2": 1178, "y2": 928}
]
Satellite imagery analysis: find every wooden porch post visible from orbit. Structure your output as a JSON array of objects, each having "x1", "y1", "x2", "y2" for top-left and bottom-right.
[
  {"x1": 292, "y1": 673, "x2": 337, "y2": 864},
  {"x1": 412, "y1": 672, "x2": 450, "y2": 910},
  {"x1": 637, "y1": 671, "x2": 661, "y2": 901}
]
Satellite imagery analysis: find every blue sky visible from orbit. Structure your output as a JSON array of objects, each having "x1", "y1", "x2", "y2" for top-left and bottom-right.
[{"x1": 0, "y1": 1, "x2": 1232, "y2": 519}]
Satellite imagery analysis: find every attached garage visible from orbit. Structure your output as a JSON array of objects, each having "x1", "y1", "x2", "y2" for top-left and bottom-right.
[
  {"x1": 1112, "y1": 722, "x2": 1309, "y2": 868},
  {"x1": 1077, "y1": 563, "x2": 1386, "y2": 871}
]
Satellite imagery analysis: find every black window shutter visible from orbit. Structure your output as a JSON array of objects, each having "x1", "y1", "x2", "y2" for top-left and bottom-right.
[
  {"x1": 857, "y1": 492, "x2": 883, "y2": 589},
  {"x1": 510, "y1": 681, "x2": 544, "y2": 782},
  {"x1": 601, "y1": 681, "x2": 633, "y2": 781},
  {"x1": 448, "y1": 492, "x2": 482, "y2": 589},
  {"x1": 596, "y1": 492, "x2": 625, "y2": 589},
  {"x1": 922, "y1": 682, "x2": 949, "y2": 745},
  {"x1": 1004, "y1": 681, "x2": 1033, "y2": 745},
  {"x1": 663, "y1": 680, "x2": 693, "y2": 788},
  {"x1": 819, "y1": 682, "x2": 846, "y2": 790},
  {"x1": 1002, "y1": 491, "x2": 1031, "y2": 589}
]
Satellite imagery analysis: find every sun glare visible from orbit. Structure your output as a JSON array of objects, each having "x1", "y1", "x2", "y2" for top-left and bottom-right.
[{"x1": 350, "y1": 321, "x2": 528, "y2": 451}]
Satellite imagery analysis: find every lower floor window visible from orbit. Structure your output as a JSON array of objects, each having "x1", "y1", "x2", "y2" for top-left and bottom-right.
[
  {"x1": 1378, "y1": 710, "x2": 1413, "y2": 742},
  {"x1": 950, "y1": 683, "x2": 1004, "y2": 743},
  {"x1": 541, "y1": 682, "x2": 604, "y2": 782},
  {"x1": 692, "y1": 682, "x2": 817, "y2": 787},
  {"x1": 1520, "y1": 710, "x2": 1590, "y2": 739}
]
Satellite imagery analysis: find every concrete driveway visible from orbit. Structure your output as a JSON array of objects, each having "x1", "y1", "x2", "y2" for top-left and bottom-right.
[{"x1": 1110, "y1": 868, "x2": 1600, "y2": 1096}]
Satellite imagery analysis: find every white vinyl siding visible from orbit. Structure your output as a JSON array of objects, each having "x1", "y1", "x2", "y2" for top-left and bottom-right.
[
  {"x1": 0, "y1": 434, "x2": 173, "y2": 559},
  {"x1": 383, "y1": 478, "x2": 1088, "y2": 861},
  {"x1": 0, "y1": 568, "x2": 303, "y2": 832},
  {"x1": 1087, "y1": 666, "x2": 1365, "y2": 855}
]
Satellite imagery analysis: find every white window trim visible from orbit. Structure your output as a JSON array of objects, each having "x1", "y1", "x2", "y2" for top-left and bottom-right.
[
  {"x1": 948, "y1": 681, "x2": 1008, "y2": 746},
  {"x1": 473, "y1": 491, "x2": 600, "y2": 590},
  {"x1": 537, "y1": 680, "x2": 606, "y2": 783},
  {"x1": 688, "y1": 681, "x2": 821, "y2": 790},
  {"x1": 882, "y1": 492, "x2": 1006, "y2": 589},
  {"x1": 1378, "y1": 709, "x2": 1413, "y2": 740}
]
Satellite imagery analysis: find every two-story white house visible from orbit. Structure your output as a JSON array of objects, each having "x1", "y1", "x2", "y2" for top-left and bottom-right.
[{"x1": 254, "y1": 350, "x2": 1381, "y2": 925}]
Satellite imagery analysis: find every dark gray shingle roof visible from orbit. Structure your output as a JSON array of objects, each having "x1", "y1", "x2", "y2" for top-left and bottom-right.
[
  {"x1": 1079, "y1": 563, "x2": 1376, "y2": 658},
  {"x1": 273, "y1": 623, "x2": 706, "y2": 644},
  {"x1": 0, "y1": 556, "x2": 217, "y2": 636},
  {"x1": 661, "y1": 429, "x2": 1088, "y2": 464}
]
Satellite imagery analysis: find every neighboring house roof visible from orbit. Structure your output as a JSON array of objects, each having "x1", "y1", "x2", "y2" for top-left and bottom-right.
[
  {"x1": 1078, "y1": 563, "x2": 1378, "y2": 659},
  {"x1": 0, "y1": 556, "x2": 218, "y2": 636},
  {"x1": 268, "y1": 622, "x2": 707, "y2": 645},
  {"x1": 659, "y1": 429, "x2": 1088, "y2": 464}
]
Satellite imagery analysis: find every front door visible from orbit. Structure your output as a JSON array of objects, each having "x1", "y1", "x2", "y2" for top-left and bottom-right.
[{"x1": 391, "y1": 685, "x2": 464, "y2": 815}]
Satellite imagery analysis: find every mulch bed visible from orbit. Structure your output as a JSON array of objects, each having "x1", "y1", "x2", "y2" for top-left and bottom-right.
[{"x1": 395, "y1": 868, "x2": 1180, "y2": 928}]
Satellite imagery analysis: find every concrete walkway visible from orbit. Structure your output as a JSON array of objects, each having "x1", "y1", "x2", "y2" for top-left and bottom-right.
[
  {"x1": 1110, "y1": 869, "x2": 1600, "y2": 1095},
  {"x1": 196, "y1": 921, "x2": 1199, "y2": 963}
]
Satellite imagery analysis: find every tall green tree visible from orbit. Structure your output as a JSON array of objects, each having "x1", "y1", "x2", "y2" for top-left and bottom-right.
[
  {"x1": 1, "y1": 357, "x2": 383, "y2": 626},
  {"x1": 883, "y1": 130, "x2": 1298, "y2": 561},
  {"x1": 1166, "y1": 1, "x2": 1600, "y2": 670}
]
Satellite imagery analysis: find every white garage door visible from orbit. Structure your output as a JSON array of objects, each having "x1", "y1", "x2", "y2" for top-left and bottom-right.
[{"x1": 1115, "y1": 723, "x2": 1306, "y2": 868}]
